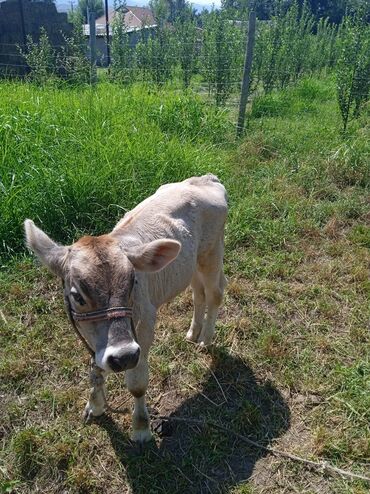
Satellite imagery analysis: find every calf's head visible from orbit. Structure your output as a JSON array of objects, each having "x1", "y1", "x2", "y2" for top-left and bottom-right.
[{"x1": 24, "y1": 220, "x2": 181, "y2": 373}]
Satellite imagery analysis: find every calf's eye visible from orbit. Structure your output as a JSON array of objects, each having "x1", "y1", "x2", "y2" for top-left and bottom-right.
[{"x1": 71, "y1": 288, "x2": 86, "y2": 306}]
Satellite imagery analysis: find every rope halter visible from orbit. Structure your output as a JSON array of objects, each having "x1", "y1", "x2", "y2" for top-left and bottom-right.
[
  {"x1": 70, "y1": 307, "x2": 133, "y2": 323},
  {"x1": 64, "y1": 291, "x2": 136, "y2": 359}
]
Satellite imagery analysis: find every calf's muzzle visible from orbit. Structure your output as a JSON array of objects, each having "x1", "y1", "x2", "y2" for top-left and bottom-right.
[
  {"x1": 107, "y1": 346, "x2": 140, "y2": 372},
  {"x1": 65, "y1": 301, "x2": 140, "y2": 372}
]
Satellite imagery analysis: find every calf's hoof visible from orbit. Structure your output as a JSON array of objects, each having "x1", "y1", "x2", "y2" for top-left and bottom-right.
[
  {"x1": 198, "y1": 340, "x2": 212, "y2": 348},
  {"x1": 186, "y1": 325, "x2": 203, "y2": 343},
  {"x1": 131, "y1": 427, "x2": 153, "y2": 443},
  {"x1": 186, "y1": 328, "x2": 198, "y2": 343},
  {"x1": 83, "y1": 401, "x2": 105, "y2": 424},
  {"x1": 198, "y1": 330, "x2": 214, "y2": 348}
]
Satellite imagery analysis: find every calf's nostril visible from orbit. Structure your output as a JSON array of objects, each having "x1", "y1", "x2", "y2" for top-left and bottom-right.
[
  {"x1": 107, "y1": 355, "x2": 126, "y2": 372},
  {"x1": 128, "y1": 347, "x2": 140, "y2": 368},
  {"x1": 107, "y1": 348, "x2": 140, "y2": 372}
]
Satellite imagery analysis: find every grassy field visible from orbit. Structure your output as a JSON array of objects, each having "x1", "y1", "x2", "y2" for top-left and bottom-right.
[{"x1": 0, "y1": 76, "x2": 369, "y2": 494}]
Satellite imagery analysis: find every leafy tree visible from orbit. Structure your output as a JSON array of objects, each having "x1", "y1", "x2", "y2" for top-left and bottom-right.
[
  {"x1": 77, "y1": 0, "x2": 104, "y2": 23},
  {"x1": 135, "y1": 3, "x2": 174, "y2": 86},
  {"x1": 310, "y1": 16, "x2": 338, "y2": 71},
  {"x1": 149, "y1": 0, "x2": 169, "y2": 25},
  {"x1": 201, "y1": 10, "x2": 244, "y2": 105},
  {"x1": 221, "y1": 0, "x2": 288, "y2": 20},
  {"x1": 222, "y1": 0, "x2": 369, "y2": 23},
  {"x1": 150, "y1": 0, "x2": 191, "y2": 23},
  {"x1": 110, "y1": 8, "x2": 137, "y2": 84},
  {"x1": 57, "y1": 13, "x2": 91, "y2": 84},
  {"x1": 336, "y1": 11, "x2": 370, "y2": 131},
  {"x1": 174, "y1": 7, "x2": 198, "y2": 87},
  {"x1": 167, "y1": 0, "x2": 187, "y2": 21},
  {"x1": 298, "y1": 0, "x2": 369, "y2": 24}
]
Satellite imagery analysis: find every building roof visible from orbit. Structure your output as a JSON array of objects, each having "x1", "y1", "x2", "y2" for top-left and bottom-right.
[{"x1": 96, "y1": 6, "x2": 155, "y2": 30}]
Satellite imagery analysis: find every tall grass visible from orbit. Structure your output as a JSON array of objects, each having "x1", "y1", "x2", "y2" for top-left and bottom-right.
[
  {"x1": 0, "y1": 76, "x2": 368, "y2": 264},
  {"x1": 0, "y1": 82, "x2": 231, "y2": 258}
]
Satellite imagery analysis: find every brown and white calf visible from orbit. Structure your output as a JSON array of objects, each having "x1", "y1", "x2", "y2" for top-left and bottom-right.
[{"x1": 24, "y1": 174, "x2": 227, "y2": 442}]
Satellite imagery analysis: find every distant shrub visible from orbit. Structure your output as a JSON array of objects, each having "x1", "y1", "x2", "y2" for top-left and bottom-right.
[
  {"x1": 310, "y1": 17, "x2": 338, "y2": 72},
  {"x1": 110, "y1": 9, "x2": 137, "y2": 84},
  {"x1": 174, "y1": 12, "x2": 199, "y2": 89},
  {"x1": 136, "y1": 25, "x2": 174, "y2": 86},
  {"x1": 251, "y1": 93, "x2": 289, "y2": 118},
  {"x1": 19, "y1": 23, "x2": 90, "y2": 85},
  {"x1": 336, "y1": 11, "x2": 370, "y2": 132},
  {"x1": 253, "y1": 1, "x2": 339, "y2": 95},
  {"x1": 254, "y1": 1, "x2": 315, "y2": 93},
  {"x1": 19, "y1": 28, "x2": 56, "y2": 84},
  {"x1": 201, "y1": 10, "x2": 244, "y2": 106},
  {"x1": 293, "y1": 77, "x2": 333, "y2": 102},
  {"x1": 57, "y1": 17, "x2": 90, "y2": 84}
]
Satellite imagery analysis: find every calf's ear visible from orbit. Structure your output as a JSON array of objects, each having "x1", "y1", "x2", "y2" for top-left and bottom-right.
[
  {"x1": 24, "y1": 219, "x2": 68, "y2": 278},
  {"x1": 125, "y1": 239, "x2": 181, "y2": 273}
]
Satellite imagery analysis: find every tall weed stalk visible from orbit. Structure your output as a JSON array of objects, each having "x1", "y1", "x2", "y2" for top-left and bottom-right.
[{"x1": 336, "y1": 12, "x2": 370, "y2": 132}]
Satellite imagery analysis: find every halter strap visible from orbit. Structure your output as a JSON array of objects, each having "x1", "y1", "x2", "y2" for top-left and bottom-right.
[
  {"x1": 64, "y1": 294, "x2": 95, "y2": 357},
  {"x1": 63, "y1": 285, "x2": 136, "y2": 360},
  {"x1": 70, "y1": 307, "x2": 133, "y2": 323}
]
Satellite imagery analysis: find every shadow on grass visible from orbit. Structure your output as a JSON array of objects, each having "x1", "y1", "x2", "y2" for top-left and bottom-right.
[{"x1": 98, "y1": 347, "x2": 290, "y2": 494}]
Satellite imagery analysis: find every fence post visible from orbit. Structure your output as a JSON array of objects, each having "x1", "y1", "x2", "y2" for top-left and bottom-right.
[
  {"x1": 18, "y1": 0, "x2": 27, "y2": 47},
  {"x1": 104, "y1": 0, "x2": 111, "y2": 67},
  {"x1": 236, "y1": 11, "x2": 256, "y2": 138},
  {"x1": 88, "y1": 10, "x2": 97, "y2": 83}
]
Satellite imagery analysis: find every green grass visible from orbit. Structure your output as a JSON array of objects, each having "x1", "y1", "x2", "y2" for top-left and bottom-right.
[
  {"x1": 0, "y1": 82, "x2": 231, "y2": 258},
  {"x1": 0, "y1": 76, "x2": 369, "y2": 493}
]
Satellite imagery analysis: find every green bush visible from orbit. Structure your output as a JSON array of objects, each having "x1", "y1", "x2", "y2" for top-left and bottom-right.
[
  {"x1": 110, "y1": 10, "x2": 137, "y2": 84},
  {"x1": 200, "y1": 10, "x2": 244, "y2": 106},
  {"x1": 57, "y1": 19, "x2": 91, "y2": 84},
  {"x1": 174, "y1": 13, "x2": 199, "y2": 89},
  {"x1": 336, "y1": 12, "x2": 370, "y2": 132},
  {"x1": 251, "y1": 93, "x2": 290, "y2": 118},
  {"x1": 19, "y1": 28, "x2": 56, "y2": 85}
]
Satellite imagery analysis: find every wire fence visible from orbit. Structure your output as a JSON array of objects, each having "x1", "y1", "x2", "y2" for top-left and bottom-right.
[{"x1": 0, "y1": 3, "x2": 369, "y2": 134}]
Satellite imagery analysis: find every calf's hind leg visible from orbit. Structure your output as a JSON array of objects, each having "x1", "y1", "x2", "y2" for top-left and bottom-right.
[
  {"x1": 197, "y1": 240, "x2": 226, "y2": 347},
  {"x1": 198, "y1": 269, "x2": 226, "y2": 347},
  {"x1": 186, "y1": 272, "x2": 206, "y2": 343}
]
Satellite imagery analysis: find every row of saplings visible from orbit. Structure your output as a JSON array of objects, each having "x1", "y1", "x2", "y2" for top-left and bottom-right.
[{"x1": 14, "y1": 4, "x2": 370, "y2": 131}]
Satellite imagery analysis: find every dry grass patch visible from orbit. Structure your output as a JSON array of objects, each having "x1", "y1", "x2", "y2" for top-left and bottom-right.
[{"x1": 1, "y1": 225, "x2": 369, "y2": 493}]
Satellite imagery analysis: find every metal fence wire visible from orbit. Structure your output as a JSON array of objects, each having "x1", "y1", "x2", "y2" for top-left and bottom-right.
[{"x1": 0, "y1": 3, "x2": 369, "y2": 134}]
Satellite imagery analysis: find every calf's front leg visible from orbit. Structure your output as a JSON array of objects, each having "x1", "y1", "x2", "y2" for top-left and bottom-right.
[
  {"x1": 125, "y1": 355, "x2": 152, "y2": 442},
  {"x1": 83, "y1": 360, "x2": 106, "y2": 423},
  {"x1": 125, "y1": 315, "x2": 154, "y2": 443}
]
